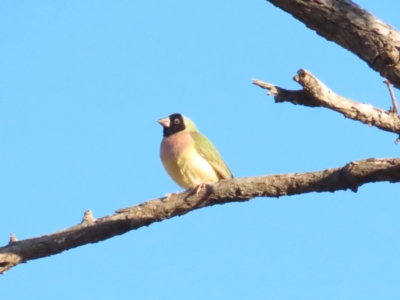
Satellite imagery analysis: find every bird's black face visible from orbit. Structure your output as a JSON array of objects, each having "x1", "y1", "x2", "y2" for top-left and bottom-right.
[
  {"x1": 168, "y1": 113, "x2": 185, "y2": 133},
  {"x1": 159, "y1": 113, "x2": 186, "y2": 137}
]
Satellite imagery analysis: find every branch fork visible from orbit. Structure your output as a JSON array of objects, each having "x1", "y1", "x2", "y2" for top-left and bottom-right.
[{"x1": 253, "y1": 69, "x2": 400, "y2": 141}]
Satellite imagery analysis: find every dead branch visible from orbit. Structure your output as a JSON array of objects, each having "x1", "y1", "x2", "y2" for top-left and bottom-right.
[
  {"x1": 1, "y1": 157, "x2": 400, "y2": 274},
  {"x1": 253, "y1": 69, "x2": 400, "y2": 137},
  {"x1": 266, "y1": 0, "x2": 400, "y2": 88}
]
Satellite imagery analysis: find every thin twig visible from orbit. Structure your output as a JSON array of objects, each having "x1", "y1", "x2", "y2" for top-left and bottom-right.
[{"x1": 383, "y1": 79, "x2": 398, "y2": 115}]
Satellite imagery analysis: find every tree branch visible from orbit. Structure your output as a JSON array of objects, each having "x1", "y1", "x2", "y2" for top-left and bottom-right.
[
  {"x1": 253, "y1": 69, "x2": 400, "y2": 138},
  {"x1": 267, "y1": 0, "x2": 400, "y2": 88},
  {"x1": 1, "y1": 157, "x2": 400, "y2": 274}
]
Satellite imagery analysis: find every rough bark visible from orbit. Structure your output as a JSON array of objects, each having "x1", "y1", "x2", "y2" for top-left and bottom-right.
[
  {"x1": 253, "y1": 69, "x2": 400, "y2": 139},
  {"x1": 2, "y1": 0, "x2": 399, "y2": 277},
  {"x1": 267, "y1": 0, "x2": 400, "y2": 88},
  {"x1": 1, "y1": 157, "x2": 400, "y2": 274}
]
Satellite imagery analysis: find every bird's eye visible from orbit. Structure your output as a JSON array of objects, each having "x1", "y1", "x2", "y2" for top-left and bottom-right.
[{"x1": 174, "y1": 119, "x2": 180, "y2": 124}]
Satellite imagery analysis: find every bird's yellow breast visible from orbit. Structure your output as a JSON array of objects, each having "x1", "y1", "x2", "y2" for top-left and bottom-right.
[{"x1": 161, "y1": 143, "x2": 220, "y2": 189}]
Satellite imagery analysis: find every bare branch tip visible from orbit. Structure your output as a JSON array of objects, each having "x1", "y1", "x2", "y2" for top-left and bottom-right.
[
  {"x1": 81, "y1": 210, "x2": 95, "y2": 224},
  {"x1": 252, "y1": 79, "x2": 276, "y2": 93},
  {"x1": 252, "y1": 79, "x2": 264, "y2": 87},
  {"x1": 9, "y1": 233, "x2": 18, "y2": 244},
  {"x1": 297, "y1": 68, "x2": 307, "y2": 76}
]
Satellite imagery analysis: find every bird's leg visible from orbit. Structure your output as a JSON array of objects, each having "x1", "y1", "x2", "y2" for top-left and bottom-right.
[{"x1": 193, "y1": 182, "x2": 212, "y2": 196}]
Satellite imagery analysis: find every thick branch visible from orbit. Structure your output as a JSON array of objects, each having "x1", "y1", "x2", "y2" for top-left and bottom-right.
[
  {"x1": 253, "y1": 69, "x2": 400, "y2": 136},
  {"x1": 267, "y1": 0, "x2": 400, "y2": 88},
  {"x1": 1, "y1": 157, "x2": 400, "y2": 274}
]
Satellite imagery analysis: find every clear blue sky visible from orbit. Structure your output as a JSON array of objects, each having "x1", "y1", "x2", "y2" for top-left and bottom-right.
[{"x1": 1, "y1": 1, "x2": 399, "y2": 299}]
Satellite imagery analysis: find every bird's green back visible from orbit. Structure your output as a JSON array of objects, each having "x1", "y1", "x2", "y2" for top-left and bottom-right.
[{"x1": 190, "y1": 131, "x2": 233, "y2": 180}]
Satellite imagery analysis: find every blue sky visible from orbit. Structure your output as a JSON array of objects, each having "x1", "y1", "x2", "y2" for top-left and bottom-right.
[{"x1": 1, "y1": 1, "x2": 399, "y2": 299}]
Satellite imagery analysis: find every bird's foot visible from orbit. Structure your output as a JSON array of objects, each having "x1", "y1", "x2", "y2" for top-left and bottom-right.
[{"x1": 193, "y1": 182, "x2": 211, "y2": 196}]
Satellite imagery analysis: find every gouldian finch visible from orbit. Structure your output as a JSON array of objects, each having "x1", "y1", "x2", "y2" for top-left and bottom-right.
[{"x1": 158, "y1": 113, "x2": 233, "y2": 191}]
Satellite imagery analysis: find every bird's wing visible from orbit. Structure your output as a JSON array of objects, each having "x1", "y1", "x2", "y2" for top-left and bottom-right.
[{"x1": 191, "y1": 132, "x2": 233, "y2": 179}]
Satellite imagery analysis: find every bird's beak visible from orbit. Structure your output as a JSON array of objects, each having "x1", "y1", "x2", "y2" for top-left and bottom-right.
[{"x1": 157, "y1": 117, "x2": 170, "y2": 128}]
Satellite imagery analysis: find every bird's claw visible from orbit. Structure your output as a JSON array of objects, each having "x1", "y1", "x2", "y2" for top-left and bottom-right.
[{"x1": 194, "y1": 183, "x2": 209, "y2": 196}]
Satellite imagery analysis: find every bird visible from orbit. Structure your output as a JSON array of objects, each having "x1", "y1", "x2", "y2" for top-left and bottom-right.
[{"x1": 158, "y1": 113, "x2": 233, "y2": 193}]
